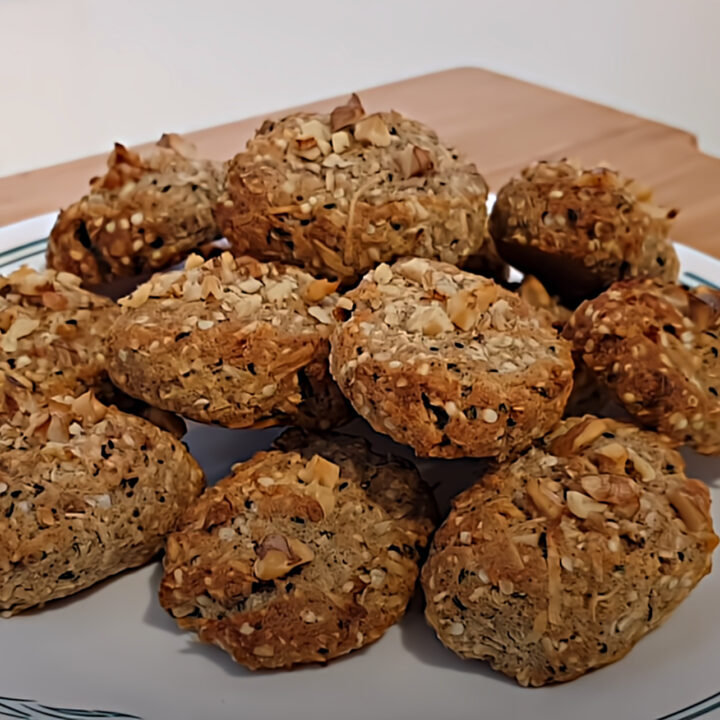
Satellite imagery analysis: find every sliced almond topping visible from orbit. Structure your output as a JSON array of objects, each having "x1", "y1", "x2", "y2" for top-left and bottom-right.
[
  {"x1": 1, "y1": 317, "x2": 40, "y2": 352},
  {"x1": 625, "y1": 448, "x2": 656, "y2": 482},
  {"x1": 668, "y1": 487, "x2": 708, "y2": 532},
  {"x1": 354, "y1": 115, "x2": 391, "y2": 148},
  {"x1": 526, "y1": 477, "x2": 563, "y2": 520},
  {"x1": 566, "y1": 490, "x2": 607, "y2": 519},
  {"x1": 330, "y1": 93, "x2": 365, "y2": 132},
  {"x1": 550, "y1": 417, "x2": 610, "y2": 456}
]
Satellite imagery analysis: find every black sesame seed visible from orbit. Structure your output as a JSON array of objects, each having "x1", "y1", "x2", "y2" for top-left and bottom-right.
[
  {"x1": 58, "y1": 571, "x2": 75, "y2": 580},
  {"x1": 567, "y1": 208, "x2": 578, "y2": 223},
  {"x1": 452, "y1": 596, "x2": 467, "y2": 611},
  {"x1": 175, "y1": 331, "x2": 191, "y2": 342}
]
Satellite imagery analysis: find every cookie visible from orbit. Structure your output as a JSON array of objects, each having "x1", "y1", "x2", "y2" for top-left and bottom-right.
[
  {"x1": 0, "y1": 266, "x2": 117, "y2": 399},
  {"x1": 489, "y1": 160, "x2": 679, "y2": 304},
  {"x1": 158, "y1": 429, "x2": 436, "y2": 669},
  {"x1": 216, "y1": 94, "x2": 491, "y2": 285},
  {"x1": 0, "y1": 390, "x2": 205, "y2": 615},
  {"x1": 107, "y1": 253, "x2": 350, "y2": 429},
  {"x1": 330, "y1": 258, "x2": 574, "y2": 459},
  {"x1": 422, "y1": 415, "x2": 717, "y2": 686},
  {"x1": 47, "y1": 134, "x2": 223, "y2": 286},
  {"x1": 563, "y1": 279, "x2": 720, "y2": 454}
]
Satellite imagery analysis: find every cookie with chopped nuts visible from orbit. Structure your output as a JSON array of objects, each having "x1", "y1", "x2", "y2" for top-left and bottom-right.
[
  {"x1": 330, "y1": 257, "x2": 574, "y2": 459},
  {"x1": 564, "y1": 279, "x2": 720, "y2": 454},
  {"x1": 489, "y1": 160, "x2": 679, "y2": 304},
  {"x1": 107, "y1": 253, "x2": 351, "y2": 429},
  {"x1": 47, "y1": 134, "x2": 224, "y2": 286},
  {"x1": 0, "y1": 265, "x2": 117, "y2": 399},
  {"x1": 216, "y1": 94, "x2": 491, "y2": 285},
  {"x1": 0, "y1": 390, "x2": 205, "y2": 615},
  {"x1": 158, "y1": 429, "x2": 436, "y2": 669},
  {"x1": 422, "y1": 415, "x2": 718, "y2": 687}
]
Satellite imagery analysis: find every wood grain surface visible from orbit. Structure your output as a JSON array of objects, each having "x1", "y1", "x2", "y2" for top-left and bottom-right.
[{"x1": 1, "y1": 67, "x2": 718, "y2": 256}]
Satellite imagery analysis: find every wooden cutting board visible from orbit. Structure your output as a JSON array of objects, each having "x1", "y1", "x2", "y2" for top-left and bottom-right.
[{"x1": 1, "y1": 67, "x2": 719, "y2": 257}]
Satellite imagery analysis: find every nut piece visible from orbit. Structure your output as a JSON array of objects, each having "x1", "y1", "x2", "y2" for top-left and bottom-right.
[
  {"x1": 354, "y1": 115, "x2": 392, "y2": 148},
  {"x1": 668, "y1": 486, "x2": 709, "y2": 532},
  {"x1": 398, "y1": 144, "x2": 435, "y2": 179},
  {"x1": 566, "y1": 490, "x2": 607, "y2": 519},
  {"x1": 330, "y1": 93, "x2": 365, "y2": 132},
  {"x1": 407, "y1": 305, "x2": 453, "y2": 336},
  {"x1": 298, "y1": 454, "x2": 341, "y2": 517},
  {"x1": 253, "y1": 533, "x2": 315, "y2": 580},
  {"x1": 446, "y1": 285, "x2": 497, "y2": 331},
  {"x1": 550, "y1": 417, "x2": 610, "y2": 455},
  {"x1": 527, "y1": 478, "x2": 563, "y2": 520}
]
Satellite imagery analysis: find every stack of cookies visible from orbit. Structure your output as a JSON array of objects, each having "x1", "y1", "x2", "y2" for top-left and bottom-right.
[{"x1": 0, "y1": 93, "x2": 715, "y2": 687}]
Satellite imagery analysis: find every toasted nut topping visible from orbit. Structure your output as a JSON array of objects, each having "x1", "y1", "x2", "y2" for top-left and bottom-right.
[
  {"x1": 566, "y1": 490, "x2": 607, "y2": 519},
  {"x1": 330, "y1": 93, "x2": 365, "y2": 132},
  {"x1": 527, "y1": 477, "x2": 562, "y2": 520},
  {"x1": 668, "y1": 487, "x2": 708, "y2": 532},
  {"x1": 302, "y1": 278, "x2": 340, "y2": 303},
  {"x1": 551, "y1": 417, "x2": 610, "y2": 456},
  {"x1": 354, "y1": 115, "x2": 391, "y2": 148},
  {"x1": 407, "y1": 305, "x2": 453, "y2": 336},
  {"x1": 254, "y1": 534, "x2": 315, "y2": 580}
]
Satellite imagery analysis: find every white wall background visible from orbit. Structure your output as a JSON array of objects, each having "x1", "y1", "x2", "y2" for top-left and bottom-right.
[{"x1": 1, "y1": 0, "x2": 718, "y2": 177}]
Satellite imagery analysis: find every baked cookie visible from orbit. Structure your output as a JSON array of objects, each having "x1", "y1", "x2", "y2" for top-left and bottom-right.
[
  {"x1": 47, "y1": 134, "x2": 223, "y2": 286},
  {"x1": 422, "y1": 416, "x2": 717, "y2": 686},
  {"x1": 0, "y1": 266, "x2": 117, "y2": 398},
  {"x1": 564, "y1": 279, "x2": 720, "y2": 454},
  {"x1": 330, "y1": 258, "x2": 574, "y2": 459},
  {"x1": 0, "y1": 390, "x2": 205, "y2": 615},
  {"x1": 108, "y1": 253, "x2": 350, "y2": 429},
  {"x1": 489, "y1": 160, "x2": 679, "y2": 304},
  {"x1": 159, "y1": 429, "x2": 436, "y2": 669},
  {"x1": 216, "y1": 94, "x2": 491, "y2": 285}
]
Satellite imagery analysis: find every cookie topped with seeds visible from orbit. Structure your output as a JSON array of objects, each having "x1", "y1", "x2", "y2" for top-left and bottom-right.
[
  {"x1": 47, "y1": 134, "x2": 224, "y2": 286},
  {"x1": 422, "y1": 415, "x2": 717, "y2": 687},
  {"x1": 159, "y1": 429, "x2": 436, "y2": 669},
  {"x1": 107, "y1": 253, "x2": 350, "y2": 429},
  {"x1": 564, "y1": 279, "x2": 720, "y2": 454},
  {"x1": 0, "y1": 266, "x2": 117, "y2": 399},
  {"x1": 0, "y1": 390, "x2": 205, "y2": 615},
  {"x1": 215, "y1": 94, "x2": 493, "y2": 285},
  {"x1": 330, "y1": 257, "x2": 574, "y2": 459},
  {"x1": 489, "y1": 160, "x2": 679, "y2": 304}
]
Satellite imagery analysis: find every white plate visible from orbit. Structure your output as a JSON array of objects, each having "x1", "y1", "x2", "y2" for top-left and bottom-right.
[{"x1": 0, "y1": 213, "x2": 718, "y2": 720}]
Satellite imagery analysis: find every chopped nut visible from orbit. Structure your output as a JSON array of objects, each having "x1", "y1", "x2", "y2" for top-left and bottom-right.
[
  {"x1": 253, "y1": 534, "x2": 315, "y2": 580},
  {"x1": 566, "y1": 490, "x2": 607, "y2": 519},
  {"x1": 330, "y1": 93, "x2": 365, "y2": 132},
  {"x1": 668, "y1": 487, "x2": 708, "y2": 532},
  {"x1": 354, "y1": 115, "x2": 391, "y2": 148},
  {"x1": 331, "y1": 130, "x2": 351, "y2": 154},
  {"x1": 407, "y1": 305, "x2": 453, "y2": 336}
]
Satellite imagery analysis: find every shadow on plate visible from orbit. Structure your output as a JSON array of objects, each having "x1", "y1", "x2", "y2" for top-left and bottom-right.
[{"x1": 398, "y1": 590, "x2": 516, "y2": 685}]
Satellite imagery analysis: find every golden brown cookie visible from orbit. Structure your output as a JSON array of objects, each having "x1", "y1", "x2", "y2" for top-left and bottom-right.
[
  {"x1": 422, "y1": 416, "x2": 717, "y2": 686},
  {"x1": 47, "y1": 134, "x2": 223, "y2": 286},
  {"x1": 0, "y1": 266, "x2": 117, "y2": 398},
  {"x1": 216, "y1": 94, "x2": 491, "y2": 285},
  {"x1": 489, "y1": 160, "x2": 679, "y2": 304},
  {"x1": 0, "y1": 390, "x2": 205, "y2": 615},
  {"x1": 563, "y1": 279, "x2": 720, "y2": 454},
  {"x1": 330, "y1": 258, "x2": 574, "y2": 459},
  {"x1": 159, "y1": 430, "x2": 436, "y2": 669},
  {"x1": 107, "y1": 253, "x2": 350, "y2": 429}
]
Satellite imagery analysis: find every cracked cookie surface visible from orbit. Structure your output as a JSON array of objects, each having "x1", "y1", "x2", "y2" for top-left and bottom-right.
[
  {"x1": 159, "y1": 429, "x2": 436, "y2": 669},
  {"x1": 0, "y1": 390, "x2": 205, "y2": 615},
  {"x1": 564, "y1": 279, "x2": 720, "y2": 454},
  {"x1": 422, "y1": 416, "x2": 717, "y2": 686},
  {"x1": 216, "y1": 94, "x2": 493, "y2": 285},
  {"x1": 489, "y1": 160, "x2": 679, "y2": 304},
  {"x1": 48, "y1": 134, "x2": 223, "y2": 286},
  {"x1": 107, "y1": 253, "x2": 350, "y2": 429},
  {"x1": 330, "y1": 257, "x2": 574, "y2": 459}
]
